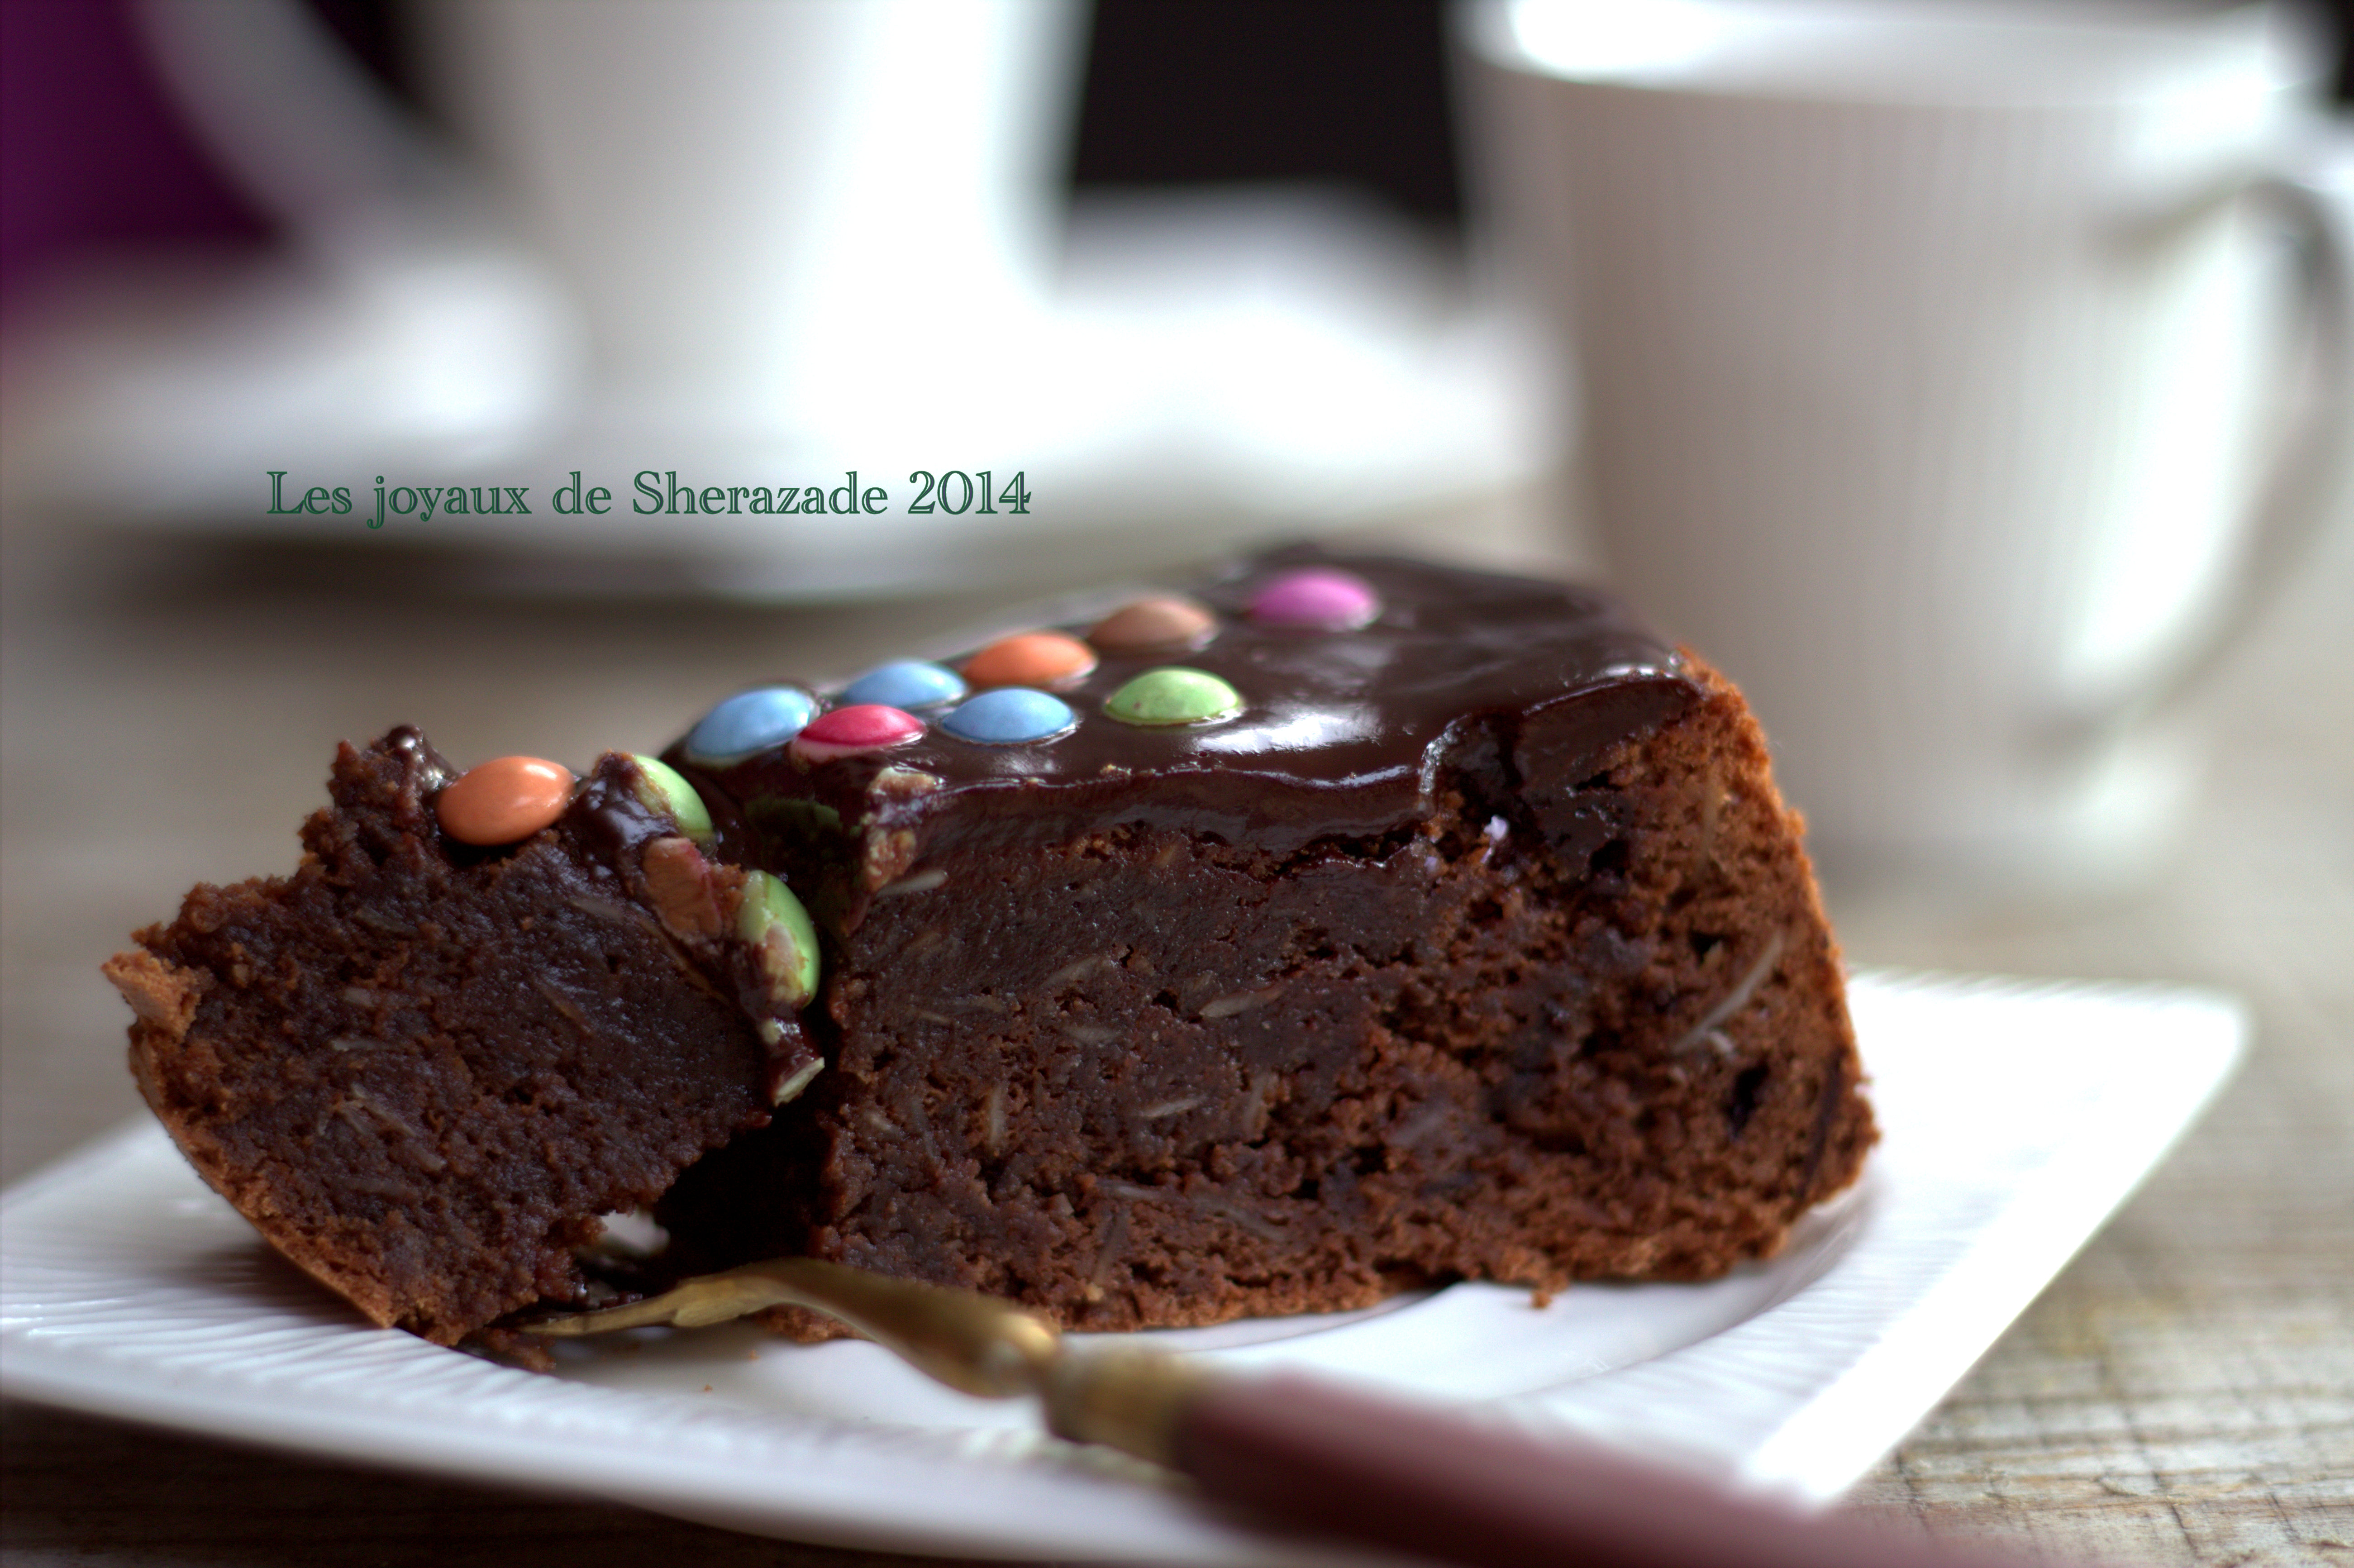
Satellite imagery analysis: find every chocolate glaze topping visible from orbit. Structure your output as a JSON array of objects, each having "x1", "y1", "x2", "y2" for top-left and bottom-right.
[
  {"x1": 551, "y1": 756, "x2": 814, "y2": 1095},
  {"x1": 667, "y1": 553, "x2": 1697, "y2": 906}
]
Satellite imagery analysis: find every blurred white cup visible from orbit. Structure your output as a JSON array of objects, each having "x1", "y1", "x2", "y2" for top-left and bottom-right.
[
  {"x1": 415, "y1": 0, "x2": 1084, "y2": 441},
  {"x1": 1463, "y1": 0, "x2": 2351, "y2": 900},
  {"x1": 120, "y1": 0, "x2": 1081, "y2": 476}
]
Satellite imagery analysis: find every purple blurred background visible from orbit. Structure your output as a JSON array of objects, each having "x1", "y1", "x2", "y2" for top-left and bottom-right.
[
  {"x1": 0, "y1": 0, "x2": 1459, "y2": 312},
  {"x1": 0, "y1": 0, "x2": 271, "y2": 303},
  {"x1": 14, "y1": 0, "x2": 2345, "y2": 319},
  {"x1": 0, "y1": 2, "x2": 1764, "y2": 311}
]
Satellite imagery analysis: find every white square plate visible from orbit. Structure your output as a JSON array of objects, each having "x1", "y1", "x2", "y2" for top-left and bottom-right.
[{"x1": 0, "y1": 970, "x2": 2244, "y2": 1563}]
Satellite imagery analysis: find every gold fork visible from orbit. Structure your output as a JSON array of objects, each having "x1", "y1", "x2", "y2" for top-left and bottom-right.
[
  {"x1": 522, "y1": 1259, "x2": 2039, "y2": 1568},
  {"x1": 524, "y1": 1257, "x2": 1199, "y2": 1463}
]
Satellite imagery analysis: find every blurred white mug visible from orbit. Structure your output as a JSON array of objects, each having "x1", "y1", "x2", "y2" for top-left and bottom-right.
[
  {"x1": 129, "y1": 0, "x2": 1083, "y2": 475},
  {"x1": 1463, "y1": 0, "x2": 2351, "y2": 900},
  {"x1": 416, "y1": 0, "x2": 1084, "y2": 441}
]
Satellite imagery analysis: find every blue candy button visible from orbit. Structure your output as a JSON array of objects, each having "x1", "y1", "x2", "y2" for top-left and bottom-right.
[
  {"x1": 939, "y1": 687, "x2": 1077, "y2": 745},
  {"x1": 840, "y1": 659, "x2": 966, "y2": 711},
  {"x1": 684, "y1": 686, "x2": 818, "y2": 764}
]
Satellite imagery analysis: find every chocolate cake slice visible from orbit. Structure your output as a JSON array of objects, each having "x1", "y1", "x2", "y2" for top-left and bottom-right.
[
  {"x1": 108, "y1": 550, "x2": 1873, "y2": 1348},
  {"x1": 105, "y1": 734, "x2": 796, "y2": 1344},
  {"x1": 654, "y1": 552, "x2": 1873, "y2": 1333}
]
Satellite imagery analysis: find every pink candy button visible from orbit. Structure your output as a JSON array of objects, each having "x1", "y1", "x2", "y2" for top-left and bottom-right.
[
  {"x1": 1247, "y1": 568, "x2": 1380, "y2": 630},
  {"x1": 791, "y1": 704, "x2": 923, "y2": 763}
]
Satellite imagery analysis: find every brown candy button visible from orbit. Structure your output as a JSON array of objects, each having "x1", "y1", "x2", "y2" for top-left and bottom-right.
[
  {"x1": 1088, "y1": 595, "x2": 1217, "y2": 655},
  {"x1": 963, "y1": 630, "x2": 1098, "y2": 690},
  {"x1": 437, "y1": 755, "x2": 574, "y2": 845}
]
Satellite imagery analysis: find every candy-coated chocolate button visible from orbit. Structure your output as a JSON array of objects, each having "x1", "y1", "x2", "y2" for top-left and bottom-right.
[
  {"x1": 840, "y1": 659, "x2": 966, "y2": 710},
  {"x1": 737, "y1": 869, "x2": 820, "y2": 1010},
  {"x1": 437, "y1": 756, "x2": 574, "y2": 845},
  {"x1": 962, "y1": 631, "x2": 1097, "y2": 690},
  {"x1": 1248, "y1": 568, "x2": 1380, "y2": 630},
  {"x1": 790, "y1": 704, "x2": 924, "y2": 763},
  {"x1": 1103, "y1": 668, "x2": 1242, "y2": 726},
  {"x1": 685, "y1": 686, "x2": 818, "y2": 764},
  {"x1": 628, "y1": 754, "x2": 713, "y2": 840},
  {"x1": 1088, "y1": 595, "x2": 1217, "y2": 655},
  {"x1": 939, "y1": 687, "x2": 1077, "y2": 744}
]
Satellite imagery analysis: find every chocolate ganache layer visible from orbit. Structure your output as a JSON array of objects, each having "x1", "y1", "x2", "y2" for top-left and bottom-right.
[{"x1": 670, "y1": 552, "x2": 1701, "y2": 882}]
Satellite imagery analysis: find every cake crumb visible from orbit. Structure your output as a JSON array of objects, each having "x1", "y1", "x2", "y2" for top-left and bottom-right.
[{"x1": 101, "y1": 949, "x2": 205, "y2": 1039}]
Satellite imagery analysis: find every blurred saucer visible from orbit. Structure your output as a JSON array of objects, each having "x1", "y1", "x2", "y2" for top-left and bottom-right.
[{"x1": 1, "y1": 191, "x2": 1557, "y2": 600}]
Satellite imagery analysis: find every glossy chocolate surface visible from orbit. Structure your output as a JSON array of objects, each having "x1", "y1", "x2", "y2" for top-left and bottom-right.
[
  {"x1": 560, "y1": 755, "x2": 815, "y2": 1095},
  {"x1": 671, "y1": 552, "x2": 1699, "y2": 877}
]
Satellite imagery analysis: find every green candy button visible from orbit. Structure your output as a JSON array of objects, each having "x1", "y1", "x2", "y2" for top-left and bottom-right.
[
  {"x1": 1104, "y1": 667, "x2": 1242, "y2": 727},
  {"x1": 629, "y1": 754, "x2": 714, "y2": 841},
  {"x1": 737, "y1": 869, "x2": 820, "y2": 1010}
]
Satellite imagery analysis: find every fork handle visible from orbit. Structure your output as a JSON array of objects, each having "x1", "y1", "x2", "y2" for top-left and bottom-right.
[{"x1": 1171, "y1": 1373, "x2": 2056, "y2": 1568}]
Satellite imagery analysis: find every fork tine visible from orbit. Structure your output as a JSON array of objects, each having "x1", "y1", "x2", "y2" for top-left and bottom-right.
[
  {"x1": 513, "y1": 1257, "x2": 1063, "y2": 1401},
  {"x1": 517, "y1": 1271, "x2": 795, "y2": 1336}
]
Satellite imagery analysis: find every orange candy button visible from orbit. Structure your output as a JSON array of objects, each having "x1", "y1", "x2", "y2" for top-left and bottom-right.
[
  {"x1": 963, "y1": 631, "x2": 1098, "y2": 691},
  {"x1": 437, "y1": 756, "x2": 575, "y2": 845}
]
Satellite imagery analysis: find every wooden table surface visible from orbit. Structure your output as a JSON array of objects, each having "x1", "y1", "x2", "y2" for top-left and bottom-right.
[{"x1": 4, "y1": 500, "x2": 2348, "y2": 1568}]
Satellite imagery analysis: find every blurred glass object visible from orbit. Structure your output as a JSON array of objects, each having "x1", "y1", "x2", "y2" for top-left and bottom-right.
[
  {"x1": 0, "y1": 0, "x2": 1551, "y2": 598},
  {"x1": 4, "y1": 0, "x2": 581, "y2": 496},
  {"x1": 1461, "y1": 0, "x2": 2353, "y2": 903}
]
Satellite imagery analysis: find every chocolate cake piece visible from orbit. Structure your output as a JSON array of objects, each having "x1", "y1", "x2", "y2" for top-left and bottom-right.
[
  {"x1": 105, "y1": 731, "x2": 793, "y2": 1344},
  {"x1": 107, "y1": 549, "x2": 1873, "y2": 1348},
  {"x1": 653, "y1": 552, "x2": 1873, "y2": 1334}
]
